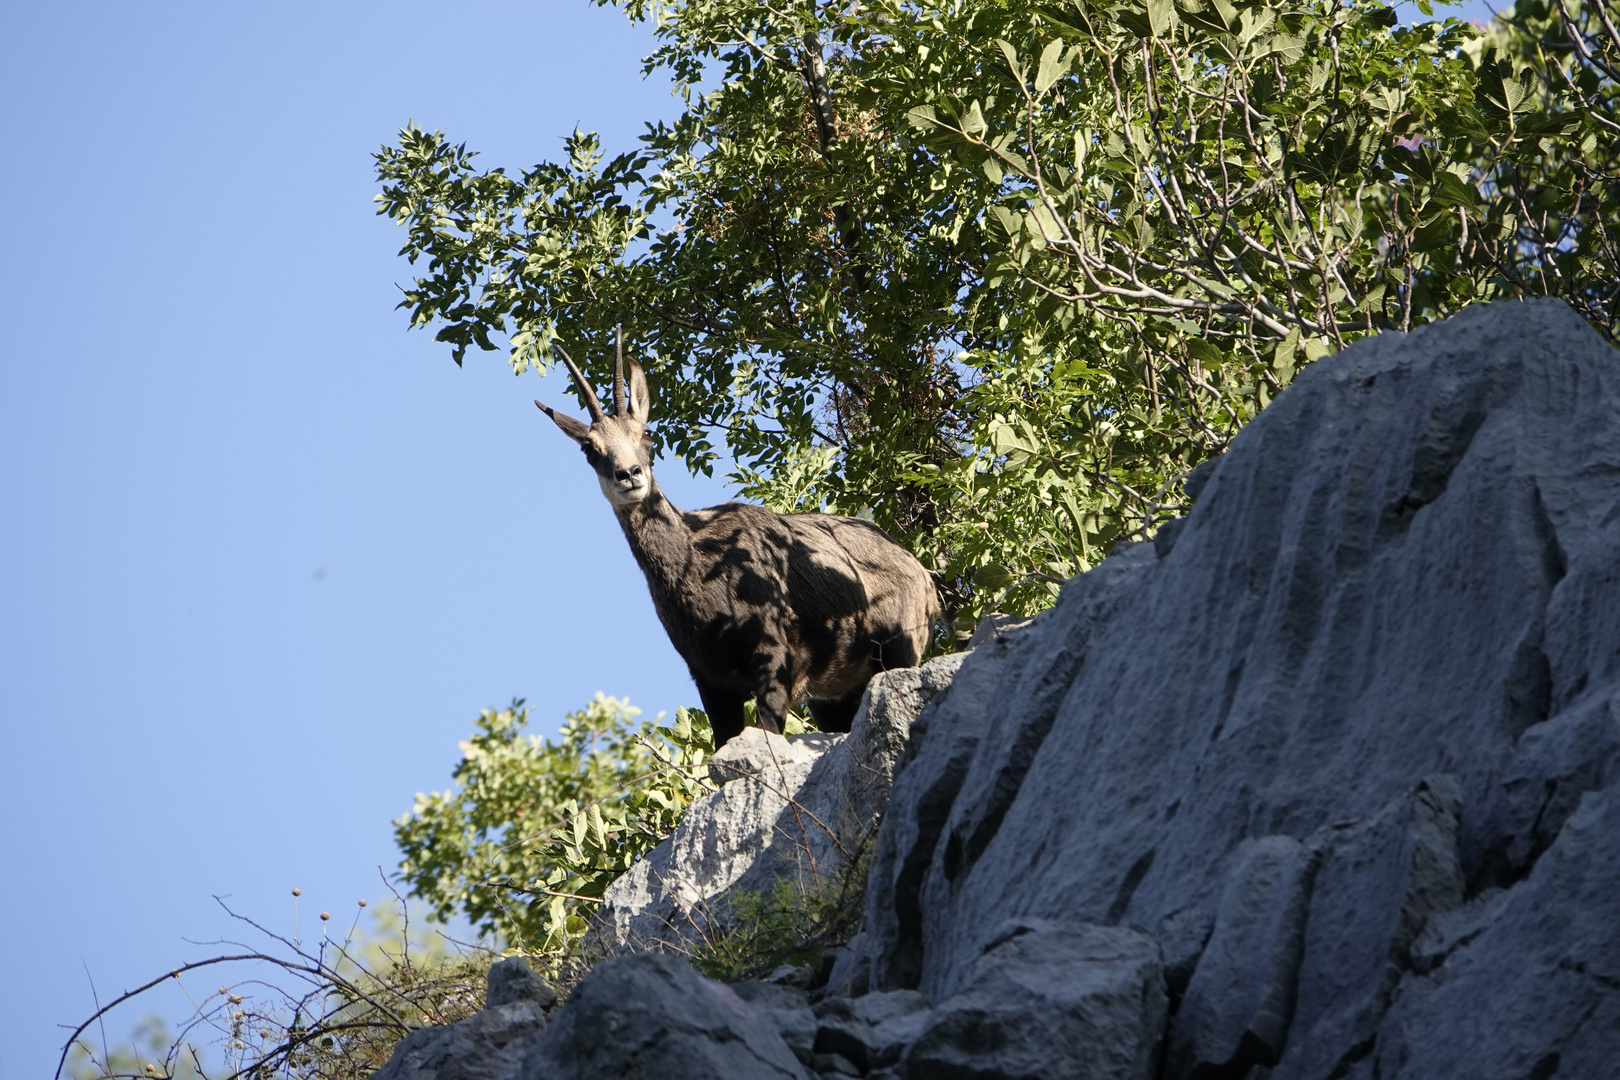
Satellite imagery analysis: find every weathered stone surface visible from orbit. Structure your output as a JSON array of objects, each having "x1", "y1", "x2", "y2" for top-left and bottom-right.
[
  {"x1": 903, "y1": 922, "x2": 1166, "y2": 1080},
  {"x1": 595, "y1": 655, "x2": 960, "y2": 950},
  {"x1": 372, "y1": 959, "x2": 557, "y2": 1080},
  {"x1": 812, "y1": 996, "x2": 879, "y2": 1071},
  {"x1": 864, "y1": 636, "x2": 1032, "y2": 991},
  {"x1": 707, "y1": 727, "x2": 833, "y2": 786},
  {"x1": 731, "y1": 980, "x2": 817, "y2": 1066},
  {"x1": 485, "y1": 957, "x2": 557, "y2": 1011},
  {"x1": 864, "y1": 299, "x2": 1620, "y2": 1073},
  {"x1": 823, "y1": 929, "x2": 871, "y2": 998},
  {"x1": 1377, "y1": 781, "x2": 1620, "y2": 1079},
  {"x1": 1269, "y1": 776, "x2": 1466, "y2": 1079},
  {"x1": 1167, "y1": 834, "x2": 1317, "y2": 1075},
  {"x1": 522, "y1": 953, "x2": 809, "y2": 1080},
  {"x1": 595, "y1": 728, "x2": 822, "y2": 947},
  {"x1": 372, "y1": 1002, "x2": 548, "y2": 1080}
]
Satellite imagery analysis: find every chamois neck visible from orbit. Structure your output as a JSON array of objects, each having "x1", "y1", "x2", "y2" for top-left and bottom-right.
[{"x1": 613, "y1": 481, "x2": 692, "y2": 585}]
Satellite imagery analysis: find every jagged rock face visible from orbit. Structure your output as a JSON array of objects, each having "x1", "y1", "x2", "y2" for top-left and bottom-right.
[
  {"x1": 593, "y1": 655, "x2": 964, "y2": 951},
  {"x1": 904, "y1": 921, "x2": 1166, "y2": 1080},
  {"x1": 523, "y1": 953, "x2": 812, "y2": 1079},
  {"x1": 865, "y1": 299, "x2": 1620, "y2": 1077}
]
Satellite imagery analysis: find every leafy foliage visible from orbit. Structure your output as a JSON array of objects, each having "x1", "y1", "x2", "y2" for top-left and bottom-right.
[
  {"x1": 393, "y1": 695, "x2": 718, "y2": 953},
  {"x1": 1469, "y1": 0, "x2": 1620, "y2": 334},
  {"x1": 684, "y1": 872, "x2": 864, "y2": 983},
  {"x1": 376, "y1": 0, "x2": 1614, "y2": 632}
]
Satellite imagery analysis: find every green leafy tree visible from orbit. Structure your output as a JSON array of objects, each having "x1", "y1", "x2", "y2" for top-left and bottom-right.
[
  {"x1": 394, "y1": 695, "x2": 717, "y2": 952},
  {"x1": 1465, "y1": 0, "x2": 1619, "y2": 333},
  {"x1": 376, "y1": 0, "x2": 1611, "y2": 629}
]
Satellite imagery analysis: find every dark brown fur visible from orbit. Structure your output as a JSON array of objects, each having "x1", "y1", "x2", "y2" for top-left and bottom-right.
[{"x1": 537, "y1": 340, "x2": 938, "y2": 747}]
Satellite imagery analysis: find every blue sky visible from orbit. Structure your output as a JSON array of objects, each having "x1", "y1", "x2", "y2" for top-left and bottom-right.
[
  {"x1": 1, "y1": 1, "x2": 1499, "y2": 1075},
  {"x1": 0, "y1": 3, "x2": 726, "y2": 1075}
]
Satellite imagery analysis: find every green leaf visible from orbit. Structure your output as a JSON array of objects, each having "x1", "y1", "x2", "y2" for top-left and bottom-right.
[
  {"x1": 1430, "y1": 171, "x2": 1481, "y2": 208},
  {"x1": 1148, "y1": 0, "x2": 1179, "y2": 37},
  {"x1": 996, "y1": 39, "x2": 1024, "y2": 85},
  {"x1": 1034, "y1": 40, "x2": 1072, "y2": 95},
  {"x1": 1273, "y1": 328, "x2": 1301, "y2": 380},
  {"x1": 904, "y1": 104, "x2": 941, "y2": 131},
  {"x1": 985, "y1": 204, "x2": 1022, "y2": 245},
  {"x1": 962, "y1": 100, "x2": 989, "y2": 138}
]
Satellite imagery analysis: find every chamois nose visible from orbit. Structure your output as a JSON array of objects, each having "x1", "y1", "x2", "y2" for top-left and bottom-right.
[{"x1": 616, "y1": 464, "x2": 644, "y2": 483}]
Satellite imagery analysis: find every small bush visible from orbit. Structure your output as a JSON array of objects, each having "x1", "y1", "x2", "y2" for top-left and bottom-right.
[
  {"x1": 683, "y1": 859, "x2": 868, "y2": 984},
  {"x1": 393, "y1": 695, "x2": 718, "y2": 957}
]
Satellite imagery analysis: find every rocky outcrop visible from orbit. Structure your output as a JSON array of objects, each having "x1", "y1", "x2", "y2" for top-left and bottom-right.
[
  {"x1": 371, "y1": 958, "x2": 558, "y2": 1080},
  {"x1": 593, "y1": 654, "x2": 963, "y2": 952},
  {"x1": 521, "y1": 953, "x2": 811, "y2": 1079},
  {"x1": 374, "y1": 298, "x2": 1620, "y2": 1080},
  {"x1": 864, "y1": 298, "x2": 1620, "y2": 1076},
  {"x1": 903, "y1": 921, "x2": 1166, "y2": 1080}
]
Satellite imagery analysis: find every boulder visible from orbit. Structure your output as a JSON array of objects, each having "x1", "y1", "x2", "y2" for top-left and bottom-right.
[
  {"x1": 370, "y1": 958, "x2": 557, "y2": 1080},
  {"x1": 521, "y1": 953, "x2": 809, "y2": 1080},
  {"x1": 903, "y1": 921, "x2": 1166, "y2": 1080},
  {"x1": 485, "y1": 956, "x2": 558, "y2": 1011},
  {"x1": 863, "y1": 299, "x2": 1620, "y2": 1076},
  {"x1": 594, "y1": 655, "x2": 962, "y2": 951}
]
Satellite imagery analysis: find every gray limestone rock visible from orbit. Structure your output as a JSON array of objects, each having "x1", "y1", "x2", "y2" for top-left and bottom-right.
[
  {"x1": 822, "y1": 929, "x2": 871, "y2": 999},
  {"x1": 372, "y1": 959, "x2": 557, "y2": 1080},
  {"x1": 864, "y1": 636, "x2": 1032, "y2": 992},
  {"x1": 595, "y1": 655, "x2": 961, "y2": 951},
  {"x1": 1167, "y1": 834, "x2": 1319, "y2": 1076},
  {"x1": 1268, "y1": 776, "x2": 1466, "y2": 1080},
  {"x1": 484, "y1": 957, "x2": 557, "y2": 1011},
  {"x1": 732, "y1": 980, "x2": 818, "y2": 1066},
  {"x1": 371, "y1": 1002, "x2": 549, "y2": 1080},
  {"x1": 707, "y1": 727, "x2": 832, "y2": 786},
  {"x1": 903, "y1": 921, "x2": 1166, "y2": 1080},
  {"x1": 522, "y1": 953, "x2": 810, "y2": 1080},
  {"x1": 966, "y1": 611, "x2": 1037, "y2": 650},
  {"x1": 863, "y1": 299, "x2": 1620, "y2": 1073},
  {"x1": 1374, "y1": 783, "x2": 1620, "y2": 1079},
  {"x1": 811, "y1": 996, "x2": 879, "y2": 1071}
]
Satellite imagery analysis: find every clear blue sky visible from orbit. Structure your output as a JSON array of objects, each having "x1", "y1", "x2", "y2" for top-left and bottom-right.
[
  {"x1": 0, "y1": 1, "x2": 1499, "y2": 1076},
  {"x1": 0, "y1": 3, "x2": 728, "y2": 1075}
]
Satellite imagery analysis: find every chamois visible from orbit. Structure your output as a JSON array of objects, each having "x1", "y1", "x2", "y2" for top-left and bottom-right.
[{"x1": 536, "y1": 335, "x2": 939, "y2": 748}]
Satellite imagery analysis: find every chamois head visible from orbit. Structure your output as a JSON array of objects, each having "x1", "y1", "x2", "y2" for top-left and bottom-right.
[{"x1": 535, "y1": 330, "x2": 654, "y2": 508}]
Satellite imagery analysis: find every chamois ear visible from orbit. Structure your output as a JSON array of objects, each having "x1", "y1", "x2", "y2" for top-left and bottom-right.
[
  {"x1": 536, "y1": 400, "x2": 592, "y2": 445},
  {"x1": 626, "y1": 361, "x2": 651, "y2": 421}
]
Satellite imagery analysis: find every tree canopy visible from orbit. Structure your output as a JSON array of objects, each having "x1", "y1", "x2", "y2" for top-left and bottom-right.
[{"x1": 376, "y1": 0, "x2": 1617, "y2": 632}]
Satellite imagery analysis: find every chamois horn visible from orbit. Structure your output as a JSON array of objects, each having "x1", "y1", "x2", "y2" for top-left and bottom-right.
[
  {"x1": 552, "y1": 343, "x2": 606, "y2": 424},
  {"x1": 613, "y1": 326, "x2": 626, "y2": 417}
]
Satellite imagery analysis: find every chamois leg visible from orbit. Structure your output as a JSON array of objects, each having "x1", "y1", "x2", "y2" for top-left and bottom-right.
[
  {"x1": 809, "y1": 687, "x2": 865, "y2": 734},
  {"x1": 696, "y1": 679, "x2": 748, "y2": 749},
  {"x1": 753, "y1": 673, "x2": 794, "y2": 736}
]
